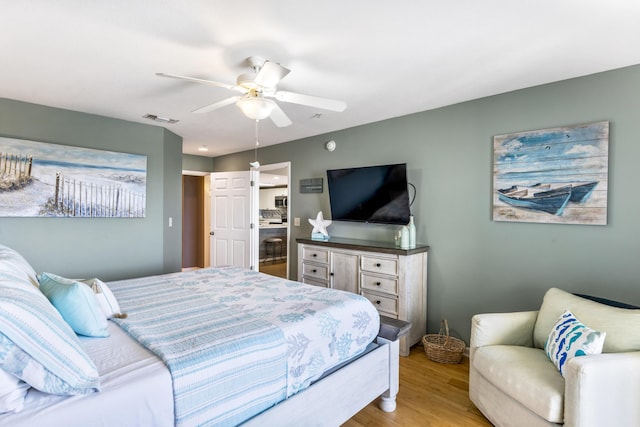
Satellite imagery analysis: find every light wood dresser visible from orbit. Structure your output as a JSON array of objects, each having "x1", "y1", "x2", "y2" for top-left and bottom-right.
[{"x1": 297, "y1": 237, "x2": 428, "y2": 356}]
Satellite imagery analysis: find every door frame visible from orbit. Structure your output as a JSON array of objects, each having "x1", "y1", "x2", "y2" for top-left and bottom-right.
[{"x1": 182, "y1": 163, "x2": 291, "y2": 278}]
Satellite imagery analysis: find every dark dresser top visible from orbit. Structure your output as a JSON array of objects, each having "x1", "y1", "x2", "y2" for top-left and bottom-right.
[{"x1": 297, "y1": 237, "x2": 429, "y2": 256}]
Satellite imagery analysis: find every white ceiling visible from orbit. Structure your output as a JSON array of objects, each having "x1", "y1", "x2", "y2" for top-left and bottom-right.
[{"x1": 2, "y1": 1, "x2": 640, "y2": 157}]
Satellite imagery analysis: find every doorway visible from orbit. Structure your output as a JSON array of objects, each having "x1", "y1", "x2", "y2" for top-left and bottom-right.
[
  {"x1": 256, "y1": 162, "x2": 290, "y2": 279},
  {"x1": 182, "y1": 163, "x2": 290, "y2": 279},
  {"x1": 182, "y1": 170, "x2": 211, "y2": 270},
  {"x1": 182, "y1": 174, "x2": 205, "y2": 269}
]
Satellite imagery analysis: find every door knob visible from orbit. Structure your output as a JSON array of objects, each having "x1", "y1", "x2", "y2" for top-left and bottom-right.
[{"x1": 209, "y1": 231, "x2": 214, "y2": 235}]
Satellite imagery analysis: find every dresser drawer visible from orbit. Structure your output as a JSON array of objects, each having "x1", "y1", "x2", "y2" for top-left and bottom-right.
[
  {"x1": 360, "y1": 273, "x2": 398, "y2": 295},
  {"x1": 302, "y1": 247, "x2": 329, "y2": 263},
  {"x1": 302, "y1": 262, "x2": 329, "y2": 280},
  {"x1": 361, "y1": 255, "x2": 398, "y2": 276},
  {"x1": 362, "y1": 291, "x2": 398, "y2": 316},
  {"x1": 301, "y1": 276, "x2": 329, "y2": 288}
]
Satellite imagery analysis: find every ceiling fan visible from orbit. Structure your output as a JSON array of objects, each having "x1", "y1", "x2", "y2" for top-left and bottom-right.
[{"x1": 156, "y1": 56, "x2": 347, "y2": 127}]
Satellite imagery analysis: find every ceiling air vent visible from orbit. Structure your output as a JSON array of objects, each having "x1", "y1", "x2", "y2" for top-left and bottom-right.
[{"x1": 142, "y1": 113, "x2": 179, "y2": 124}]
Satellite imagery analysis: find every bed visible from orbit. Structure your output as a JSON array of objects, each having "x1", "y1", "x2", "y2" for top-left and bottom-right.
[{"x1": 0, "y1": 244, "x2": 401, "y2": 426}]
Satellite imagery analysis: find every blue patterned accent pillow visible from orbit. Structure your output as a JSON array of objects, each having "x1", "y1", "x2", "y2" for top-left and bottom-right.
[{"x1": 545, "y1": 310, "x2": 606, "y2": 376}]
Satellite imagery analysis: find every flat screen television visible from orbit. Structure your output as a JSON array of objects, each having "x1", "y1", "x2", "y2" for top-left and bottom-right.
[{"x1": 326, "y1": 163, "x2": 411, "y2": 225}]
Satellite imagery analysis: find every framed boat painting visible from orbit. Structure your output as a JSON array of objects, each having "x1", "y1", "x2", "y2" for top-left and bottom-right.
[
  {"x1": 0, "y1": 137, "x2": 147, "y2": 218},
  {"x1": 492, "y1": 121, "x2": 608, "y2": 225}
]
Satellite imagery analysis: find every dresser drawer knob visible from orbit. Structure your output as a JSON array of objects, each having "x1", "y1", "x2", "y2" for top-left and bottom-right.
[
  {"x1": 375, "y1": 263, "x2": 382, "y2": 267},
  {"x1": 375, "y1": 281, "x2": 381, "y2": 286},
  {"x1": 312, "y1": 253, "x2": 317, "y2": 257},
  {"x1": 312, "y1": 269, "x2": 317, "y2": 273},
  {"x1": 375, "y1": 300, "x2": 381, "y2": 305}
]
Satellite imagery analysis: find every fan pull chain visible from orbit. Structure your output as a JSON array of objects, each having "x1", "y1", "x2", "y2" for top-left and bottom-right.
[
  {"x1": 254, "y1": 119, "x2": 259, "y2": 163},
  {"x1": 249, "y1": 119, "x2": 261, "y2": 169}
]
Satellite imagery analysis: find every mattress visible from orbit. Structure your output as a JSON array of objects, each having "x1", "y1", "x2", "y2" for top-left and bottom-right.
[{"x1": 1, "y1": 322, "x2": 173, "y2": 427}]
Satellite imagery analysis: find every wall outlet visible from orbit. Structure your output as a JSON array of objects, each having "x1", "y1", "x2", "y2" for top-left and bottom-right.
[{"x1": 294, "y1": 217, "x2": 300, "y2": 226}]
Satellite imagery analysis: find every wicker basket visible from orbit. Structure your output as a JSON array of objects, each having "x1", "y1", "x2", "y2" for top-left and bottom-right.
[{"x1": 422, "y1": 319, "x2": 465, "y2": 364}]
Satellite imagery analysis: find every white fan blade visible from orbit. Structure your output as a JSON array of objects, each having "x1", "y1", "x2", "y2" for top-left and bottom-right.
[
  {"x1": 254, "y1": 61, "x2": 290, "y2": 88},
  {"x1": 192, "y1": 96, "x2": 240, "y2": 114},
  {"x1": 274, "y1": 91, "x2": 346, "y2": 112},
  {"x1": 156, "y1": 72, "x2": 247, "y2": 93},
  {"x1": 269, "y1": 102, "x2": 293, "y2": 127}
]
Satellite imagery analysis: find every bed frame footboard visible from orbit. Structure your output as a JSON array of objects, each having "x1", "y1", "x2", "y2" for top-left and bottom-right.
[
  {"x1": 377, "y1": 336, "x2": 399, "y2": 413},
  {"x1": 241, "y1": 338, "x2": 399, "y2": 426},
  {"x1": 375, "y1": 315, "x2": 410, "y2": 413},
  {"x1": 241, "y1": 316, "x2": 410, "y2": 426}
]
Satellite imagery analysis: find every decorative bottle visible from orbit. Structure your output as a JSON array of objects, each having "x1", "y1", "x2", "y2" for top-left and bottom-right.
[
  {"x1": 408, "y1": 215, "x2": 416, "y2": 248},
  {"x1": 400, "y1": 226, "x2": 410, "y2": 249}
]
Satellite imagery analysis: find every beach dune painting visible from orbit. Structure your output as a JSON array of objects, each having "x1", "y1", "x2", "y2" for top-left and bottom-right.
[
  {"x1": 493, "y1": 121, "x2": 608, "y2": 225},
  {"x1": 0, "y1": 137, "x2": 147, "y2": 218}
]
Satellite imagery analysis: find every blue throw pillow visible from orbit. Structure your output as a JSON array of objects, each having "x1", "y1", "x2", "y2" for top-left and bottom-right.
[
  {"x1": 38, "y1": 272, "x2": 109, "y2": 338},
  {"x1": 545, "y1": 310, "x2": 606, "y2": 376}
]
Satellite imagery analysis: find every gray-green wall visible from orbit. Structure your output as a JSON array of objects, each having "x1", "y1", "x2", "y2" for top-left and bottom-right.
[
  {"x1": 0, "y1": 98, "x2": 183, "y2": 280},
  {"x1": 183, "y1": 153, "x2": 214, "y2": 172},
  {"x1": 214, "y1": 64, "x2": 640, "y2": 344}
]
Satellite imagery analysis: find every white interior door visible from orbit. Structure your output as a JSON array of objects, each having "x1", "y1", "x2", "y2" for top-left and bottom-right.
[{"x1": 210, "y1": 171, "x2": 258, "y2": 269}]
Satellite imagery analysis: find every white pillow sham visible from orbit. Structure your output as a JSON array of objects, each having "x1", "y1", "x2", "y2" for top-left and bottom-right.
[
  {"x1": 0, "y1": 277, "x2": 100, "y2": 395},
  {"x1": 0, "y1": 244, "x2": 38, "y2": 288},
  {"x1": 80, "y1": 278, "x2": 124, "y2": 319},
  {"x1": 0, "y1": 368, "x2": 30, "y2": 414}
]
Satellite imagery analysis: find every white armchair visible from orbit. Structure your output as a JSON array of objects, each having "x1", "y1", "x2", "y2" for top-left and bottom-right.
[{"x1": 469, "y1": 288, "x2": 640, "y2": 427}]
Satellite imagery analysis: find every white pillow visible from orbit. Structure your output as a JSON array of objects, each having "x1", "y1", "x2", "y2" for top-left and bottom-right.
[
  {"x1": 545, "y1": 310, "x2": 606, "y2": 376},
  {"x1": 0, "y1": 244, "x2": 38, "y2": 288},
  {"x1": 0, "y1": 368, "x2": 29, "y2": 414},
  {"x1": 80, "y1": 278, "x2": 124, "y2": 319},
  {"x1": 0, "y1": 277, "x2": 100, "y2": 395}
]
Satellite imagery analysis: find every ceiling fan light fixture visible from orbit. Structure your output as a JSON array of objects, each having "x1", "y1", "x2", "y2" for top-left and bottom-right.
[
  {"x1": 236, "y1": 97, "x2": 275, "y2": 120},
  {"x1": 237, "y1": 73, "x2": 259, "y2": 90}
]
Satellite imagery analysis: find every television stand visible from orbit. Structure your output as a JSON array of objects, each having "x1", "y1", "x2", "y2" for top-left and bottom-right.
[{"x1": 297, "y1": 237, "x2": 428, "y2": 356}]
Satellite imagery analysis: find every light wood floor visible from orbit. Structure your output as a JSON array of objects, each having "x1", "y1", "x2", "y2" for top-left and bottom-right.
[
  {"x1": 257, "y1": 262, "x2": 491, "y2": 425},
  {"x1": 259, "y1": 259, "x2": 288, "y2": 279},
  {"x1": 343, "y1": 345, "x2": 492, "y2": 427}
]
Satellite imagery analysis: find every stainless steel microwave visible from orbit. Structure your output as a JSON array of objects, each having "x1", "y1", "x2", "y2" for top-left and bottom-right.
[{"x1": 275, "y1": 196, "x2": 287, "y2": 208}]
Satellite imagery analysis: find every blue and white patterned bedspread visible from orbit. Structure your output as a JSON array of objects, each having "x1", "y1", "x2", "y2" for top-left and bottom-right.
[{"x1": 108, "y1": 266, "x2": 379, "y2": 427}]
